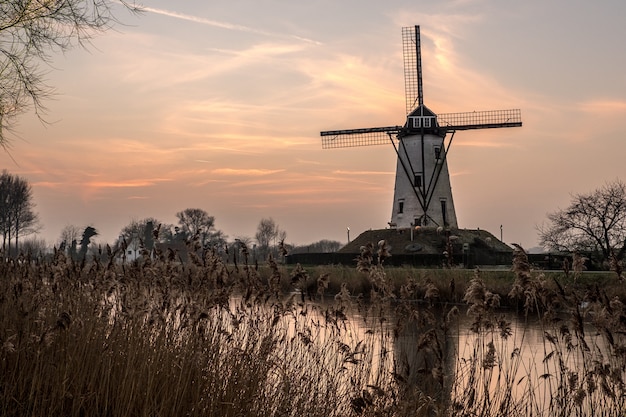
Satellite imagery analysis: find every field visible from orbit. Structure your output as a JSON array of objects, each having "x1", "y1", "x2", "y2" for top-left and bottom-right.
[{"x1": 1, "y1": 242, "x2": 625, "y2": 416}]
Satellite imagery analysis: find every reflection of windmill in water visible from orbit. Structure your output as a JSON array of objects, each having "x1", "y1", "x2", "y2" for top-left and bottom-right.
[{"x1": 321, "y1": 26, "x2": 522, "y2": 230}]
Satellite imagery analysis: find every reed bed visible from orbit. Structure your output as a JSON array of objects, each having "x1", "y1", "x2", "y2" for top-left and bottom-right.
[
  {"x1": 450, "y1": 246, "x2": 626, "y2": 417},
  {"x1": 1, "y1": 239, "x2": 625, "y2": 416}
]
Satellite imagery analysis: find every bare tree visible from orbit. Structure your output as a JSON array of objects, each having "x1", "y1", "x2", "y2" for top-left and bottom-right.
[
  {"x1": 229, "y1": 235, "x2": 253, "y2": 264},
  {"x1": 255, "y1": 217, "x2": 285, "y2": 260},
  {"x1": 538, "y1": 179, "x2": 626, "y2": 269},
  {"x1": 176, "y1": 208, "x2": 225, "y2": 248},
  {"x1": 0, "y1": 0, "x2": 141, "y2": 144},
  {"x1": 0, "y1": 170, "x2": 40, "y2": 255},
  {"x1": 118, "y1": 217, "x2": 164, "y2": 249},
  {"x1": 58, "y1": 224, "x2": 81, "y2": 251},
  {"x1": 20, "y1": 236, "x2": 48, "y2": 257}
]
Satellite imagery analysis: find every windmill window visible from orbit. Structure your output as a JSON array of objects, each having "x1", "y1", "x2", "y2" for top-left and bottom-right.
[
  {"x1": 414, "y1": 174, "x2": 422, "y2": 188},
  {"x1": 441, "y1": 200, "x2": 448, "y2": 226},
  {"x1": 434, "y1": 146, "x2": 442, "y2": 161},
  {"x1": 398, "y1": 200, "x2": 404, "y2": 214},
  {"x1": 412, "y1": 117, "x2": 420, "y2": 128},
  {"x1": 424, "y1": 117, "x2": 432, "y2": 128}
]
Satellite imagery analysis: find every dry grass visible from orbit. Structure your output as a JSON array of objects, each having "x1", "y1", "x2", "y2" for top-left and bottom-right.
[
  {"x1": 1, "y1": 239, "x2": 625, "y2": 416},
  {"x1": 0, "y1": 243, "x2": 422, "y2": 417},
  {"x1": 450, "y1": 246, "x2": 626, "y2": 416}
]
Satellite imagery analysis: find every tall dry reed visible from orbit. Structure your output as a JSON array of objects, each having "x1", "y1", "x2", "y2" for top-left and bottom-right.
[{"x1": 1, "y1": 237, "x2": 626, "y2": 417}]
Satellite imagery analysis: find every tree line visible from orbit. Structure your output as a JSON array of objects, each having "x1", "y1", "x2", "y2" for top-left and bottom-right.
[
  {"x1": 55, "y1": 211, "x2": 293, "y2": 262},
  {"x1": 0, "y1": 171, "x2": 342, "y2": 261},
  {"x1": 2, "y1": 170, "x2": 626, "y2": 273}
]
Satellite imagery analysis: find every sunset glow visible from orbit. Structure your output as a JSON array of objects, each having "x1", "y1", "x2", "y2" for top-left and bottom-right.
[{"x1": 2, "y1": 0, "x2": 625, "y2": 249}]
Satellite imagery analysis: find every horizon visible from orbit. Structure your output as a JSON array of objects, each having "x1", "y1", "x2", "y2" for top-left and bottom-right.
[{"x1": 1, "y1": 0, "x2": 625, "y2": 251}]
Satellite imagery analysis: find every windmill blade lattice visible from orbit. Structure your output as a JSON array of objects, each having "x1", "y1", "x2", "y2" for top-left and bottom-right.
[
  {"x1": 403, "y1": 26, "x2": 423, "y2": 115},
  {"x1": 321, "y1": 126, "x2": 402, "y2": 149},
  {"x1": 438, "y1": 109, "x2": 522, "y2": 130}
]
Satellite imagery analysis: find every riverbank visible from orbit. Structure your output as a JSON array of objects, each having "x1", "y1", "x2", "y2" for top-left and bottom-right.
[{"x1": 266, "y1": 263, "x2": 623, "y2": 307}]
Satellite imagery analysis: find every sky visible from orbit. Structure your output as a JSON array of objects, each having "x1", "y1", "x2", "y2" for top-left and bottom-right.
[{"x1": 2, "y1": 0, "x2": 625, "y2": 250}]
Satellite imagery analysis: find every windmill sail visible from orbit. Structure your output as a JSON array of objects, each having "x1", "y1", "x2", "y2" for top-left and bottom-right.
[
  {"x1": 403, "y1": 25, "x2": 423, "y2": 115},
  {"x1": 321, "y1": 126, "x2": 402, "y2": 149},
  {"x1": 438, "y1": 109, "x2": 522, "y2": 130}
]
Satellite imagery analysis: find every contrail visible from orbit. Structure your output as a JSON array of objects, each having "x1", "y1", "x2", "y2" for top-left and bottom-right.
[
  {"x1": 142, "y1": 6, "x2": 268, "y2": 34},
  {"x1": 141, "y1": 5, "x2": 321, "y2": 45}
]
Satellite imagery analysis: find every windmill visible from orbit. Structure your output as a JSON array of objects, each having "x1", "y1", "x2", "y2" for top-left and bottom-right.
[{"x1": 321, "y1": 26, "x2": 522, "y2": 230}]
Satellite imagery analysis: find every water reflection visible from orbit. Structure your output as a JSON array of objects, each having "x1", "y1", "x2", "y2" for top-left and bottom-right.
[
  {"x1": 340, "y1": 297, "x2": 626, "y2": 415},
  {"x1": 216, "y1": 292, "x2": 625, "y2": 415}
]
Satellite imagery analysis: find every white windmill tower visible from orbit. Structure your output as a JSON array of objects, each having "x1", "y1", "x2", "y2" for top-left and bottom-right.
[{"x1": 321, "y1": 26, "x2": 522, "y2": 230}]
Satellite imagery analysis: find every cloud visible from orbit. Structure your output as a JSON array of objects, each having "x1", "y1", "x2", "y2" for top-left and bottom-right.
[
  {"x1": 294, "y1": 159, "x2": 322, "y2": 165},
  {"x1": 142, "y1": 6, "x2": 321, "y2": 45},
  {"x1": 299, "y1": 54, "x2": 403, "y2": 126},
  {"x1": 455, "y1": 139, "x2": 518, "y2": 148},
  {"x1": 332, "y1": 170, "x2": 394, "y2": 176},
  {"x1": 84, "y1": 179, "x2": 172, "y2": 188},
  {"x1": 210, "y1": 168, "x2": 285, "y2": 176},
  {"x1": 32, "y1": 181, "x2": 64, "y2": 189},
  {"x1": 578, "y1": 99, "x2": 626, "y2": 114}
]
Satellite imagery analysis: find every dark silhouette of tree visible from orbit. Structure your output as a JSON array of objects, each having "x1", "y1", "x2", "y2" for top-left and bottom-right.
[
  {"x1": 58, "y1": 224, "x2": 81, "y2": 253},
  {"x1": 20, "y1": 237, "x2": 48, "y2": 257},
  {"x1": 290, "y1": 239, "x2": 342, "y2": 254},
  {"x1": 0, "y1": 170, "x2": 40, "y2": 255},
  {"x1": 539, "y1": 179, "x2": 626, "y2": 271},
  {"x1": 255, "y1": 217, "x2": 286, "y2": 260},
  {"x1": 0, "y1": 0, "x2": 141, "y2": 145},
  {"x1": 70, "y1": 239, "x2": 78, "y2": 259},
  {"x1": 77, "y1": 226, "x2": 97, "y2": 259},
  {"x1": 176, "y1": 208, "x2": 225, "y2": 248},
  {"x1": 143, "y1": 220, "x2": 155, "y2": 251},
  {"x1": 117, "y1": 217, "x2": 167, "y2": 257}
]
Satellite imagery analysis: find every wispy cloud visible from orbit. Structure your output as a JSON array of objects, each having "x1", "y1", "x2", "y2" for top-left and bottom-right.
[
  {"x1": 332, "y1": 170, "x2": 394, "y2": 176},
  {"x1": 32, "y1": 181, "x2": 64, "y2": 189},
  {"x1": 142, "y1": 6, "x2": 321, "y2": 45},
  {"x1": 455, "y1": 140, "x2": 517, "y2": 148},
  {"x1": 211, "y1": 168, "x2": 285, "y2": 176},
  {"x1": 578, "y1": 99, "x2": 626, "y2": 114},
  {"x1": 85, "y1": 179, "x2": 171, "y2": 188}
]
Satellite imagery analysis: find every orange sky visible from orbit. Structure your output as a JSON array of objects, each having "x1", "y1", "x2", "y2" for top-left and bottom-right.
[{"x1": 2, "y1": 1, "x2": 625, "y2": 250}]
